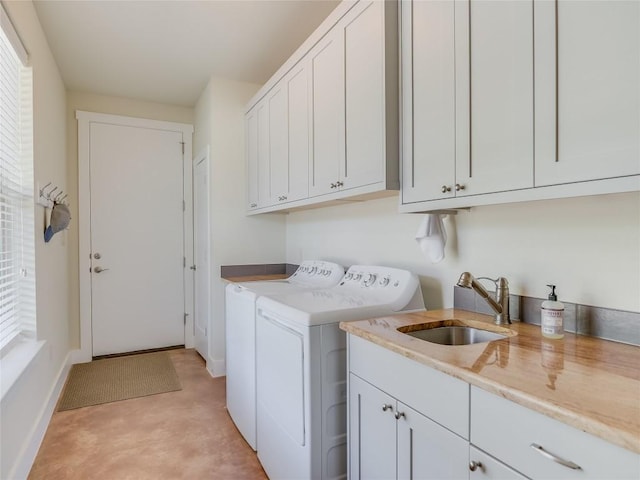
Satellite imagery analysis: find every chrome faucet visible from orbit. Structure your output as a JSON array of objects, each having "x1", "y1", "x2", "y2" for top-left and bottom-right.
[{"x1": 457, "y1": 272, "x2": 511, "y2": 325}]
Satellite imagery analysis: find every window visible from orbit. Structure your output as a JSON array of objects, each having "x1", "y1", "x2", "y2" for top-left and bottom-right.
[{"x1": 0, "y1": 4, "x2": 35, "y2": 354}]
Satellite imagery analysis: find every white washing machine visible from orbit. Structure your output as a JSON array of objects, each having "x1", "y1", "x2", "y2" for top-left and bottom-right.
[
  {"x1": 255, "y1": 265, "x2": 425, "y2": 480},
  {"x1": 225, "y1": 260, "x2": 345, "y2": 450}
]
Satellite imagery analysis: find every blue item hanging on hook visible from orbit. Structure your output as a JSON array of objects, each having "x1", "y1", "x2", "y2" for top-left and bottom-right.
[{"x1": 44, "y1": 202, "x2": 71, "y2": 242}]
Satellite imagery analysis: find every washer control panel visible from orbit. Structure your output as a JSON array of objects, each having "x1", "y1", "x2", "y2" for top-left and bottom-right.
[
  {"x1": 289, "y1": 260, "x2": 345, "y2": 287},
  {"x1": 334, "y1": 265, "x2": 422, "y2": 311},
  {"x1": 339, "y1": 265, "x2": 412, "y2": 290}
]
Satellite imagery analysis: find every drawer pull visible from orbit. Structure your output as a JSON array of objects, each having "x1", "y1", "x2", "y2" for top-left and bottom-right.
[
  {"x1": 382, "y1": 404, "x2": 393, "y2": 412},
  {"x1": 530, "y1": 443, "x2": 581, "y2": 470},
  {"x1": 468, "y1": 461, "x2": 482, "y2": 472},
  {"x1": 394, "y1": 411, "x2": 405, "y2": 420}
]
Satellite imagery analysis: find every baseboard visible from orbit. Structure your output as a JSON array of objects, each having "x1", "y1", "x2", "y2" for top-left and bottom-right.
[
  {"x1": 68, "y1": 347, "x2": 90, "y2": 365},
  {"x1": 9, "y1": 350, "x2": 73, "y2": 480},
  {"x1": 206, "y1": 357, "x2": 225, "y2": 378}
]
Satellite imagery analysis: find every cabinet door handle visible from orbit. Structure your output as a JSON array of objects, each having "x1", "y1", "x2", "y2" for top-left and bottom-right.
[
  {"x1": 250, "y1": 203, "x2": 257, "y2": 208},
  {"x1": 394, "y1": 411, "x2": 405, "y2": 420},
  {"x1": 381, "y1": 404, "x2": 393, "y2": 412},
  {"x1": 336, "y1": 181, "x2": 343, "y2": 187},
  {"x1": 530, "y1": 443, "x2": 581, "y2": 470},
  {"x1": 468, "y1": 461, "x2": 482, "y2": 472},
  {"x1": 455, "y1": 183, "x2": 466, "y2": 191},
  {"x1": 330, "y1": 183, "x2": 337, "y2": 189},
  {"x1": 441, "y1": 185, "x2": 451, "y2": 193}
]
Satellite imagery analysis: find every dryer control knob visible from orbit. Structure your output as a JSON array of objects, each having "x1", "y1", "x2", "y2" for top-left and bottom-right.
[
  {"x1": 363, "y1": 274, "x2": 377, "y2": 287},
  {"x1": 352, "y1": 273, "x2": 362, "y2": 281},
  {"x1": 379, "y1": 277, "x2": 390, "y2": 287}
]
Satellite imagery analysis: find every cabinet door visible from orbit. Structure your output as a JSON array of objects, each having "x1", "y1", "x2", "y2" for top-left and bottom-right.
[
  {"x1": 397, "y1": 402, "x2": 469, "y2": 480},
  {"x1": 286, "y1": 62, "x2": 310, "y2": 202},
  {"x1": 455, "y1": 0, "x2": 534, "y2": 196},
  {"x1": 256, "y1": 101, "x2": 271, "y2": 206},
  {"x1": 401, "y1": 0, "x2": 456, "y2": 203},
  {"x1": 349, "y1": 374, "x2": 397, "y2": 480},
  {"x1": 535, "y1": 0, "x2": 640, "y2": 186},
  {"x1": 469, "y1": 446, "x2": 527, "y2": 480},
  {"x1": 309, "y1": 26, "x2": 344, "y2": 197},
  {"x1": 246, "y1": 106, "x2": 259, "y2": 210},
  {"x1": 268, "y1": 85, "x2": 288, "y2": 205},
  {"x1": 343, "y1": 0, "x2": 385, "y2": 191}
]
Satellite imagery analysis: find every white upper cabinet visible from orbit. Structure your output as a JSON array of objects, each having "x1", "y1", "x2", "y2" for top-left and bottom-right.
[
  {"x1": 245, "y1": 106, "x2": 259, "y2": 210},
  {"x1": 311, "y1": 0, "x2": 394, "y2": 198},
  {"x1": 402, "y1": 0, "x2": 533, "y2": 205},
  {"x1": 534, "y1": 0, "x2": 640, "y2": 186},
  {"x1": 401, "y1": 0, "x2": 456, "y2": 204},
  {"x1": 309, "y1": 25, "x2": 345, "y2": 198},
  {"x1": 268, "y1": 85, "x2": 288, "y2": 204},
  {"x1": 285, "y1": 63, "x2": 311, "y2": 203},
  {"x1": 268, "y1": 63, "x2": 311, "y2": 205},
  {"x1": 256, "y1": 102, "x2": 270, "y2": 207},
  {"x1": 401, "y1": 0, "x2": 639, "y2": 212},
  {"x1": 246, "y1": 100, "x2": 270, "y2": 210},
  {"x1": 343, "y1": 0, "x2": 387, "y2": 191},
  {"x1": 246, "y1": 0, "x2": 399, "y2": 214},
  {"x1": 455, "y1": 0, "x2": 534, "y2": 196}
]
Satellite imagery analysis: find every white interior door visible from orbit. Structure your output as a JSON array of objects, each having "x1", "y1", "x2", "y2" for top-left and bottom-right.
[
  {"x1": 193, "y1": 148, "x2": 210, "y2": 360},
  {"x1": 89, "y1": 121, "x2": 186, "y2": 356}
]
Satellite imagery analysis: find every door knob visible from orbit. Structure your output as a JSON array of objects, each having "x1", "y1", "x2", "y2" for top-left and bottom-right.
[{"x1": 94, "y1": 266, "x2": 109, "y2": 273}]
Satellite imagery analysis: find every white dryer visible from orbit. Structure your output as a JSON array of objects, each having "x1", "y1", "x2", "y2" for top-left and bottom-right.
[
  {"x1": 225, "y1": 260, "x2": 344, "y2": 450},
  {"x1": 255, "y1": 265, "x2": 425, "y2": 480}
]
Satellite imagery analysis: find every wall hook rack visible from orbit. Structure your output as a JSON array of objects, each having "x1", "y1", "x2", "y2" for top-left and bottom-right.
[{"x1": 37, "y1": 182, "x2": 69, "y2": 208}]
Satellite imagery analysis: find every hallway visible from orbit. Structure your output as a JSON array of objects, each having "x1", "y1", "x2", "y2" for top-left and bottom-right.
[{"x1": 28, "y1": 349, "x2": 268, "y2": 479}]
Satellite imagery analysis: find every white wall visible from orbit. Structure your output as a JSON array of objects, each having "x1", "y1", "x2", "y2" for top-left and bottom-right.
[
  {"x1": 286, "y1": 191, "x2": 640, "y2": 313},
  {"x1": 194, "y1": 76, "x2": 286, "y2": 376},
  {"x1": 65, "y1": 91, "x2": 194, "y2": 349},
  {"x1": 0, "y1": 1, "x2": 69, "y2": 478}
]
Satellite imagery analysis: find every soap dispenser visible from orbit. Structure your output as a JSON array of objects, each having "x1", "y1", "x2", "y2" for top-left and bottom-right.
[{"x1": 541, "y1": 284, "x2": 565, "y2": 339}]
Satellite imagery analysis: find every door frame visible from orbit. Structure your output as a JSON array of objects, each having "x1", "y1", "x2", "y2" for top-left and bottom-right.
[
  {"x1": 192, "y1": 145, "x2": 210, "y2": 360},
  {"x1": 76, "y1": 111, "x2": 194, "y2": 362}
]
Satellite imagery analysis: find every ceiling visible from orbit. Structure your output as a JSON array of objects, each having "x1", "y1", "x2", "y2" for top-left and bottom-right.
[{"x1": 33, "y1": 0, "x2": 341, "y2": 107}]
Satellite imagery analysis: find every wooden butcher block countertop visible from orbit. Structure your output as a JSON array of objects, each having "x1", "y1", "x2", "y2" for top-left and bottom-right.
[{"x1": 340, "y1": 308, "x2": 640, "y2": 454}]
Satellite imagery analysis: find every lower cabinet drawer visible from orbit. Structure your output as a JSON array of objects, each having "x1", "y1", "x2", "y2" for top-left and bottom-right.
[{"x1": 471, "y1": 386, "x2": 640, "y2": 479}]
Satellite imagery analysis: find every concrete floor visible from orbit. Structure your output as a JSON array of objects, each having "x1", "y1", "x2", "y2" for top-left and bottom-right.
[{"x1": 28, "y1": 349, "x2": 267, "y2": 480}]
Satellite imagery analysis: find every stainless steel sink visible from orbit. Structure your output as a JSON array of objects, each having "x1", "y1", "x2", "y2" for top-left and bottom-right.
[{"x1": 398, "y1": 320, "x2": 513, "y2": 346}]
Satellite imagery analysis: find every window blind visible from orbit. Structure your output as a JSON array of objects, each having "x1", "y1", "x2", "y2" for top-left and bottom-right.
[{"x1": 0, "y1": 8, "x2": 35, "y2": 353}]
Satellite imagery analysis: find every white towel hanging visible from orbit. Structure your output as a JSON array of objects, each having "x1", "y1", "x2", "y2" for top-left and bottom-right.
[{"x1": 415, "y1": 214, "x2": 447, "y2": 263}]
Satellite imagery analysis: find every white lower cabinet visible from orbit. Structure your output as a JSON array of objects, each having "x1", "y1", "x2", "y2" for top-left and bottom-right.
[
  {"x1": 349, "y1": 374, "x2": 397, "y2": 479},
  {"x1": 469, "y1": 447, "x2": 527, "y2": 480},
  {"x1": 396, "y1": 400, "x2": 469, "y2": 479},
  {"x1": 347, "y1": 335, "x2": 640, "y2": 480},
  {"x1": 349, "y1": 373, "x2": 468, "y2": 480},
  {"x1": 471, "y1": 386, "x2": 640, "y2": 480},
  {"x1": 348, "y1": 334, "x2": 470, "y2": 479}
]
